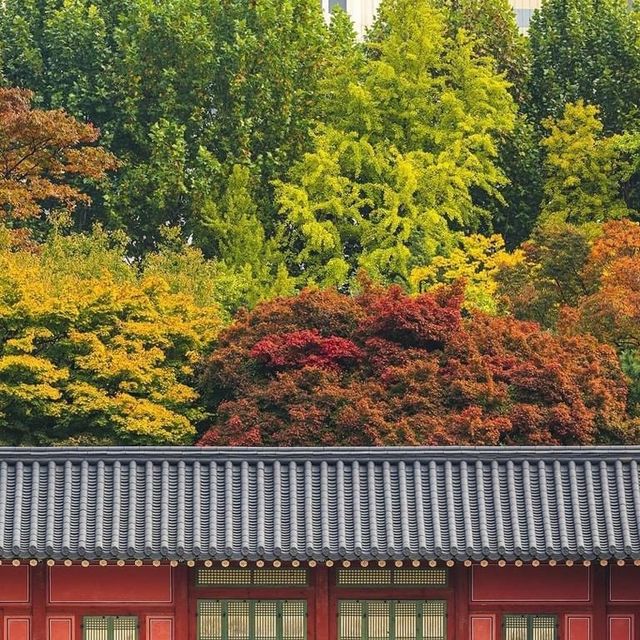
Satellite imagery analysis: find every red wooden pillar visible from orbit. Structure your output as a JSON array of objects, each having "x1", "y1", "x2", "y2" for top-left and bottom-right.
[
  {"x1": 31, "y1": 563, "x2": 47, "y2": 640},
  {"x1": 453, "y1": 564, "x2": 470, "y2": 640},
  {"x1": 174, "y1": 564, "x2": 190, "y2": 640},
  {"x1": 314, "y1": 566, "x2": 330, "y2": 640},
  {"x1": 592, "y1": 564, "x2": 608, "y2": 640}
]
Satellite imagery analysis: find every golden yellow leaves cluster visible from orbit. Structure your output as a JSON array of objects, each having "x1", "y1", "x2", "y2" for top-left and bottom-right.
[{"x1": 0, "y1": 230, "x2": 222, "y2": 444}]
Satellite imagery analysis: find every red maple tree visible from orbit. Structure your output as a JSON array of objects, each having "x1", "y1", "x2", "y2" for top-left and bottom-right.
[{"x1": 198, "y1": 283, "x2": 629, "y2": 446}]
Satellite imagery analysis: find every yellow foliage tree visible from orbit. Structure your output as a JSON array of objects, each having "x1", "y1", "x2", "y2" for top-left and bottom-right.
[
  {"x1": 410, "y1": 234, "x2": 522, "y2": 313},
  {"x1": 0, "y1": 228, "x2": 222, "y2": 444},
  {"x1": 540, "y1": 101, "x2": 634, "y2": 225}
]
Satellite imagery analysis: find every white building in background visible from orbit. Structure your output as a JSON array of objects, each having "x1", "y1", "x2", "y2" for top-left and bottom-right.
[
  {"x1": 323, "y1": 0, "x2": 540, "y2": 35},
  {"x1": 511, "y1": 0, "x2": 541, "y2": 30}
]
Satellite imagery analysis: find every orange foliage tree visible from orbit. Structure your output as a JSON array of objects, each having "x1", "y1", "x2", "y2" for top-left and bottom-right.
[
  {"x1": 0, "y1": 88, "x2": 116, "y2": 233},
  {"x1": 560, "y1": 220, "x2": 640, "y2": 347},
  {"x1": 198, "y1": 284, "x2": 630, "y2": 447},
  {"x1": 498, "y1": 219, "x2": 640, "y2": 420}
]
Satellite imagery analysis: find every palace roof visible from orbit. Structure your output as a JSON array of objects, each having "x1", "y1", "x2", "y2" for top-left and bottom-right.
[{"x1": 0, "y1": 446, "x2": 638, "y2": 562}]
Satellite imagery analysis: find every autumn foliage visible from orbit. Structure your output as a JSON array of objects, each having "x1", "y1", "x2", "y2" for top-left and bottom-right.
[
  {"x1": 0, "y1": 229, "x2": 222, "y2": 446},
  {"x1": 0, "y1": 88, "x2": 116, "y2": 227},
  {"x1": 559, "y1": 220, "x2": 640, "y2": 346},
  {"x1": 198, "y1": 284, "x2": 629, "y2": 446}
]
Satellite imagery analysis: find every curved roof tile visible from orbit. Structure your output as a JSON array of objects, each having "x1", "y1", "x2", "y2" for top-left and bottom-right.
[{"x1": 0, "y1": 446, "x2": 637, "y2": 562}]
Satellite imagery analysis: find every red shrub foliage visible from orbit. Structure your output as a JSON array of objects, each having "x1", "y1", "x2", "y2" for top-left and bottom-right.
[{"x1": 198, "y1": 284, "x2": 629, "y2": 446}]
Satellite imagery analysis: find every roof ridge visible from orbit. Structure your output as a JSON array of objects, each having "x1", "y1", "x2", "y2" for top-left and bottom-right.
[{"x1": 0, "y1": 445, "x2": 639, "y2": 463}]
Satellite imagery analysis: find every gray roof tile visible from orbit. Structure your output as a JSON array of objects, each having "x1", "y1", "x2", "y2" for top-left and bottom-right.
[{"x1": 0, "y1": 446, "x2": 638, "y2": 561}]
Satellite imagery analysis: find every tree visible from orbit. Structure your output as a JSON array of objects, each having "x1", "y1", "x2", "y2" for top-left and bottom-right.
[
  {"x1": 144, "y1": 222, "x2": 295, "y2": 319},
  {"x1": 496, "y1": 222, "x2": 595, "y2": 327},
  {"x1": 0, "y1": 88, "x2": 116, "y2": 239},
  {"x1": 0, "y1": 0, "x2": 332, "y2": 256},
  {"x1": 540, "y1": 101, "x2": 635, "y2": 225},
  {"x1": 559, "y1": 220, "x2": 640, "y2": 346},
  {"x1": 528, "y1": 0, "x2": 640, "y2": 133},
  {"x1": 497, "y1": 219, "x2": 640, "y2": 420},
  {"x1": 276, "y1": 0, "x2": 515, "y2": 288},
  {"x1": 198, "y1": 284, "x2": 629, "y2": 446},
  {"x1": 432, "y1": 0, "x2": 538, "y2": 250},
  {"x1": 436, "y1": 0, "x2": 530, "y2": 102},
  {"x1": 410, "y1": 233, "x2": 521, "y2": 314},
  {"x1": 0, "y1": 227, "x2": 222, "y2": 445},
  {"x1": 553, "y1": 220, "x2": 640, "y2": 418},
  {"x1": 488, "y1": 114, "x2": 544, "y2": 248}
]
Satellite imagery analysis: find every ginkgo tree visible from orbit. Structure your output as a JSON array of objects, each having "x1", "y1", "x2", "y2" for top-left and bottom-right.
[
  {"x1": 276, "y1": 0, "x2": 516, "y2": 288},
  {"x1": 0, "y1": 227, "x2": 222, "y2": 445}
]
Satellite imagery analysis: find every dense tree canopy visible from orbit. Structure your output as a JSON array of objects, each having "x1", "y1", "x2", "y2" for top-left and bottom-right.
[
  {"x1": 498, "y1": 219, "x2": 640, "y2": 419},
  {"x1": 198, "y1": 285, "x2": 629, "y2": 446},
  {"x1": 0, "y1": 0, "x2": 330, "y2": 257},
  {"x1": 528, "y1": 0, "x2": 640, "y2": 133},
  {"x1": 277, "y1": 0, "x2": 515, "y2": 288},
  {"x1": 0, "y1": 88, "x2": 116, "y2": 241},
  {"x1": 0, "y1": 228, "x2": 222, "y2": 445},
  {"x1": 2, "y1": 0, "x2": 640, "y2": 446},
  {"x1": 539, "y1": 102, "x2": 637, "y2": 225}
]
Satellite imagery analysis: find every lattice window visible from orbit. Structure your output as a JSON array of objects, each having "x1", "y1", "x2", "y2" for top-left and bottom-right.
[
  {"x1": 336, "y1": 568, "x2": 448, "y2": 587},
  {"x1": 83, "y1": 616, "x2": 138, "y2": 640},
  {"x1": 338, "y1": 600, "x2": 447, "y2": 640},
  {"x1": 503, "y1": 615, "x2": 557, "y2": 640},
  {"x1": 197, "y1": 568, "x2": 308, "y2": 587},
  {"x1": 197, "y1": 600, "x2": 307, "y2": 640}
]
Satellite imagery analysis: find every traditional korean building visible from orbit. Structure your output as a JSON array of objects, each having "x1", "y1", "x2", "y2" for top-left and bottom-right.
[{"x1": 0, "y1": 446, "x2": 638, "y2": 640}]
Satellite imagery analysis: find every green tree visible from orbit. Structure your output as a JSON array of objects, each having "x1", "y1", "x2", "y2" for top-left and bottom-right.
[
  {"x1": 496, "y1": 222, "x2": 595, "y2": 327},
  {"x1": 437, "y1": 0, "x2": 529, "y2": 101},
  {"x1": 540, "y1": 101, "x2": 635, "y2": 225},
  {"x1": 0, "y1": 0, "x2": 331, "y2": 259},
  {"x1": 276, "y1": 0, "x2": 515, "y2": 288},
  {"x1": 489, "y1": 115, "x2": 544, "y2": 248},
  {"x1": 41, "y1": 0, "x2": 113, "y2": 126},
  {"x1": 0, "y1": 0, "x2": 47, "y2": 93},
  {"x1": 528, "y1": 0, "x2": 640, "y2": 133}
]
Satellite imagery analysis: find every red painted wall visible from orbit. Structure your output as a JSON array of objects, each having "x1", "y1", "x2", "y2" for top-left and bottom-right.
[
  {"x1": 147, "y1": 617, "x2": 173, "y2": 640},
  {"x1": 470, "y1": 615, "x2": 495, "y2": 640},
  {"x1": 5, "y1": 618, "x2": 30, "y2": 640},
  {"x1": 610, "y1": 565, "x2": 640, "y2": 602},
  {"x1": 48, "y1": 617, "x2": 73, "y2": 640},
  {"x1": 48, "y1": 565, "x2": 173, "y2": 604},
  {"x1": 609, "y1": 615, "x2": 634, "y2": 640},
  {"x1": 0, "y1": 562, "x2": 635, "y2": 639},
  {"x1": 566, "y1": 615, "x2": 591, "y2": 640},
  {"x1": 471, "y1": 564, "x2": 591, "y2": 602},
  {"x1": 0, "y1": 566, "x2": 30, "y2": 603}
]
